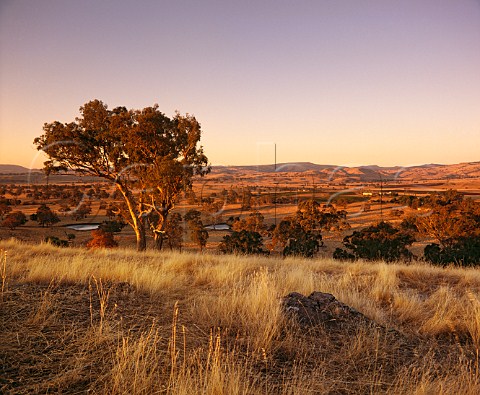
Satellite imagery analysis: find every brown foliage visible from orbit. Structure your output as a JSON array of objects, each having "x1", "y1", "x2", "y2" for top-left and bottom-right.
[{"x1": 86, "y1": 229, "x2": 118, "y2": 249}]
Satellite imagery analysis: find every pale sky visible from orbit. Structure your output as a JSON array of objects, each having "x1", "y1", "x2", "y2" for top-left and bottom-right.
[{"x1": 1, "y1": 0, "x2": 479, "y2": 169}]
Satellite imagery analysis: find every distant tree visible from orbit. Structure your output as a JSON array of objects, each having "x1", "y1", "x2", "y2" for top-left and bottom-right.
[
  {"x1": 185, "y1": 209, "x2": 209, "y2": 251},
  {"x1": 219, "y1": 230, "x2": 268, "y2": 255},
  {"x1": 190, "y1": 221, "x2": 209, "y2": 251},
  {"x1": 164, "y1": 212, "x2": 184, "y2": 250},
  {"x1": 105, "y1": 203, "x2": 117, "y2": 220},
  {"x1": 295, "y1": 200, "x2": 349, "y2": 232},
  {"x1": 1, "y1": 211, "x2": 27, "y2": 230},
  {"x1": 336, "y1": 197, "x2": 349, "y2": 209},
  {"x1": 227, "y1": 187, "x2": 239, "y2": 204},
  {"x1": 185, "y1": 189, "x2": 197, "y2": 205},
  {"x1": 0, "y1": 203, "x2": 12, "y2": 219},
  {"x1": 271, "y1": 199, "x2": 349, "y2": 257},
  {"x1": 399, "y1": 215, "x2": 418, "y2": 233},
  {"x1": 202, "y1": 198, "x2": 224, "y2": 226},
  {"x1": 283, "y1": 227, "x2": 321, "y2": 257},
  {"x1": 59, "y1": 203, "x2": 71, "y2": 214},
  {"x1": 241, "y1": 188, "x2": 253, "y2": 210},
  {"x1": 232, "y1": 211, "x2": 266, "y2": 233},
  {"x1": 184, "y1": 209, "x2": 202, "y2": 224},
  {"x1": 32, "y1": 204, "x2": 60, "y2": 227},
  {"x1": 392, "y1": 209, "x2": 404, "y2": 218},
  {"x1": 71, "y1": 203, "x2": 92, "y2": 221},
  {"x1": 416, "y1": 193, "x2": 479, "y2": 248},
  {"x1": 417, "y1": 191, "x2": 480, "y2": 266},
  {"x1": 333, "y1": 221, "x2": 415, "y2": 262}
]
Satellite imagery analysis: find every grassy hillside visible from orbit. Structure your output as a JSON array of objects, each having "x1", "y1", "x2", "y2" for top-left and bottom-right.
[{"x1": 1, "y1": 239, "x2": 480, "y2": 394}]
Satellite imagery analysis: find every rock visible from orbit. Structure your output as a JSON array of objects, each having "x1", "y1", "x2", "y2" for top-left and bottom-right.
[{"x1": 282, "y1": 291, "x2": 374, "y2": 328}]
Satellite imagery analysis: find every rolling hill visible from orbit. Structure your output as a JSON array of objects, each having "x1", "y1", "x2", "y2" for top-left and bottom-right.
[
  {"x1": 212, "y1": 161, "x2": 480, "y2": 182},
  {"x1": 2, "y1": 160, "x2": 480, "y2": 183}
]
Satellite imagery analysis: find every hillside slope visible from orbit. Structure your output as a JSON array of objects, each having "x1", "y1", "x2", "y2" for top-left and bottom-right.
[
  {"x1": 212, "y1": 161, "x2": 480, "y2": 182},
  {"x1": 1, "y1": 239, "x2": 480, "y2": 394}
]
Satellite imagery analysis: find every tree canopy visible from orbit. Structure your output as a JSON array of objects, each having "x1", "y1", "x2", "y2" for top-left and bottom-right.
[{"x1": 34, "y1": 100, "x2": 209, "y2": 250}]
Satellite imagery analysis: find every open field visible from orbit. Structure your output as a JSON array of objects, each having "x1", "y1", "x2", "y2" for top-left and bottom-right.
[
  {"x1": 1, "y1": 162, "x2": 480, "y2": 255},
  {"x1": 1, "y1": 239, "x2": 480, "y2": 394}
]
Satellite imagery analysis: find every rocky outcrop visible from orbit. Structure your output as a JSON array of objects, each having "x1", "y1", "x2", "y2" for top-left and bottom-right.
[{"x1": 282, "y1": 291, "x2": 376, "y2": 329}]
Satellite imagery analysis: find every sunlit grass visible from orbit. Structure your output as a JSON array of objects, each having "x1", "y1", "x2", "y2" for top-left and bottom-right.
[{"x1": 1, "y1": 238, "x2": 480, "y2": 394}]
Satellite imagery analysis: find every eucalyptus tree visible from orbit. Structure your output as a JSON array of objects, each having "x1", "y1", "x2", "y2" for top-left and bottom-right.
[{"x1": 34, "y1": 100, "x2": 209, "y2": 251}]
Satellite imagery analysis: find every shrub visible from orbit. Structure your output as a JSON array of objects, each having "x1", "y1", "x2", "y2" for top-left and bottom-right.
[
  {"x1": 282, "y1": 224, "x2": 322, "y2": 258},
  {"x1": 86, "y1": 229, "x2": 118, "y2": 249},
  {"x1": 1, "y1": 211, "x2": 27, "y2": 229},
  {"x1": 219, "y1": 230, "x2": 269, "y2": 255},
  {"x1": 424, "y1": 236, "x2": 480, "y2": 267},
  {"x1": 334, "y1": 221, "x2": 415, "y2": 262},
  {"x1": 44, "y1": 236, "x2": 69, "y2": 247},
  {"x1": 99, "y1": 220, "x2": 126, "y2": 233},
  {"x1": 272, "y1": 219, "x2": 323, "y2": 258}
]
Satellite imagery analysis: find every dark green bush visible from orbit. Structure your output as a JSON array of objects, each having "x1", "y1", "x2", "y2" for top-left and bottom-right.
[
  {"x1": 219, "y1": 230, "x2": 268, "y2": 255},
  {"x1": 334, "y1": 221, "x2": 415, "y2": 262}
]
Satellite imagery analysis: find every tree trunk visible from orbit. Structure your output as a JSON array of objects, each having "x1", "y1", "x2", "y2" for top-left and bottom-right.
[
  {"x1": 154, "y1": 232, "x2": 164, "y2": 250},
  {"x1": 152, "y1": 211, "x2": 167, "y2": 251},
  {"x1": 115, "y1": 182, "x2": 148, "y2": 251},
  {"x1": 135, "y1": 223, "x2": 147, "y2": 252}
]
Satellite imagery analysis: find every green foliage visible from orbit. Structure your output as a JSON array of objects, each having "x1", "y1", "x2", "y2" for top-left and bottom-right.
[
  {"x1": 416, "y1": 190, "x2": 480, "y2": 265},
  {"x1": 232, "y1": 211, "x2": 265, "y2": 233},
  {"x1": 334, "y1": 222, "x2": 415, "y2": 262},
  {"x1": 34, "y1": 99, "x2": 209, "y2": 251},
  {"x1": 282, "y1": 224, "x2": 322, "y2": 258},
  {"x1": 99, "y1": 220, "x2": 126, "y2": 233},
  {"x1": 32, "y1": 204, "x2": 60, "y2": 227},
  {"x1": 295, "y1": 200, "x2": 349, "y2": 232},
  {"x1": 272, "y1": 219, "x2": 322, "y2": 258},
  {"x1": 424, "y1": 237, "x2": 480, "y2": 267},
  {"x1": 164, "y1": 212, "x2": 183, "y2": 250},
  {"x1": 44, "y1": 236, "x2": 69, "y2": 247},
  {"x1": 219, "y1": 230, "x2": 269, "y2": 255},
  {"x1": 185, "y1": 209, "x2": 208, "y2": 251},
  {"x1": 271, "y1": 199, "x2": 347, "y2": 258}
]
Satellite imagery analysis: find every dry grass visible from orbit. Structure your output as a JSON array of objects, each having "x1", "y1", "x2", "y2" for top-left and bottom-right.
[{"x1": 1, "y1": 238, "x2": 480, "y2": 394}]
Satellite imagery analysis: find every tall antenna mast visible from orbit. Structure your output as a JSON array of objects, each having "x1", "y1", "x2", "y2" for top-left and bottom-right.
[
  {"x1": 274, "y1": 143, "x2": 277, "y2": 171},
  {"x1": 380, "y1": 175, "x2": 383, "y2": 221},
  {"x1": 274, "y1": 143, "x2": 277, "y2": 226}
]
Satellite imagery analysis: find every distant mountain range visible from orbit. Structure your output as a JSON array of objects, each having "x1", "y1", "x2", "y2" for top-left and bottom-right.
[
  {"x1": 1, "y1": 161, "x2": 480, "y2": 182},
  {"x1": 211, "y1": 161, "x2": 480, "y2": 182},
  {"x1": 0, "y1": 164, "x2": 37, "y2": 174}
]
